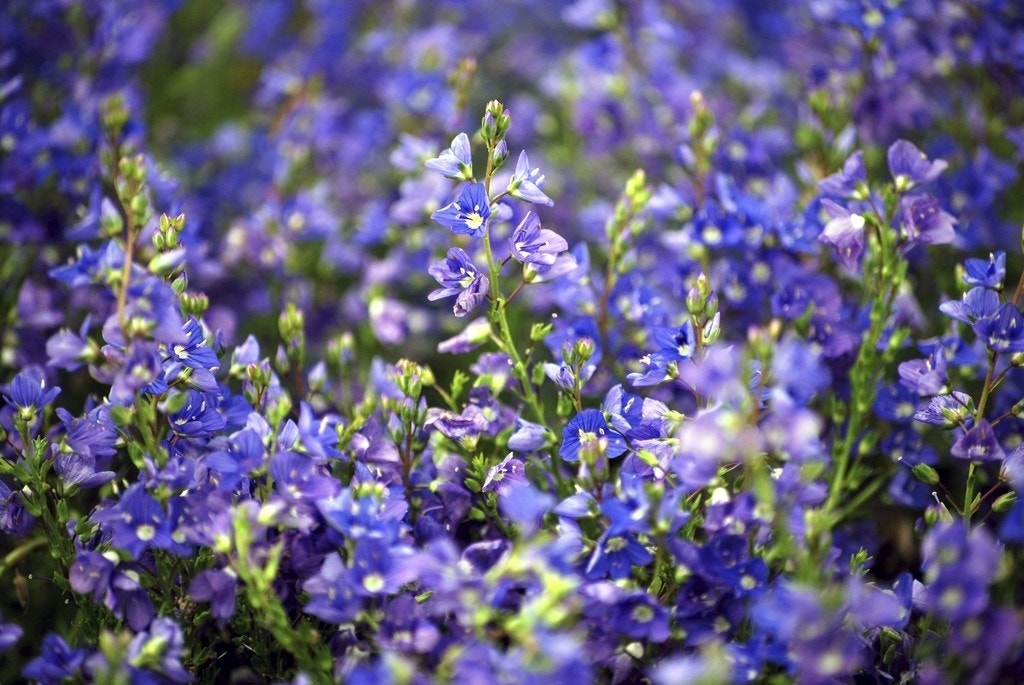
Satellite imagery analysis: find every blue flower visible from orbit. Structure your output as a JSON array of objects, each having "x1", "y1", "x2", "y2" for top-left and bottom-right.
[
  {"x1": 897, "y1": 346, "x2": 948, "y2": 396},
  {"x1": 92, "y1": 484, "x2": 174, "y2": 559},
  {"x1": 3, "y1": 367, "x2": 60, "y2": 423},
  {"x1": 950, "y1": 419, "x2": 1005, "y2": 463},
  {"x1": 189, "y1": 568, "x2": 238, "y2": 627},
  {"x1": 482, "y1": 454, "x2": 529, "y2": 497},
  {"x1": 899, "y1": 193, "x2": 956, "y2": 247},
  {"x1": 427, "y1": 247, "x2": 490, "y2": 317},
  {"x1": 560, "y1": 408, "x2": 627, "y2": 463},
  {"x1": 818, "y1": 198, "x2": 866, "y2": 270},
  {"x1": 506, "y1": 150, "x2": 554, "y2": 206},
  {"x1": 939, "y1": 286, "x2": 1000, "y2": 324},
  {"x1": 973, "y1": 302, "x2": 1024, "y2": 353},
  {"x1": 585, "y1": 531, "x2": 653, "y2": 579},
  {"x1": 0, "y1": 612, "x2": 22, "y2": 653},
  {"x1": 124, "y1": 617, "x2": 191, "y2": 683},
  {"x1": 509, "y1": 212, "x2": 567, "y2": 266},
  {"x1": 303, "y1": 552, "x2": 361, "y2": 623},
  {"x1": 431, "y1": 183, "x2": 491, "y2": 236},
  {"x1": 22, "y1": 633, "x2": 85, "y2": 682},
  {"x1": 169, "y1": 389, "x2": 227, "y2": 438},
  {"x1": 913, "y1": 391, "x2": 972, "y2": 427},
  {"x1": 819, "y1": 150, "x2": 868, "y2": 199},
  {"x1": 425, "y1": 132, "x2": 473, "y2": 180},
  {"x1": 963, "y1": 251, "x2": 1006, "y2": 289},
  {"x1": 887, "y1": 139, "x2": 947, "y2": 191}
]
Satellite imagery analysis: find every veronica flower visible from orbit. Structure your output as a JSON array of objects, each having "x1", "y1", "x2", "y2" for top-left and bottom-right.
[
  {"x1": 46, "y1": 316, "x2": 96, "y2": 371},
  {"x1": 897, "y1": 346, "x2": 948, "y2": 396},
  {"x1": 818, "y1": 150, "x2": 868, "y2": 199},
  {"x1": 3, "y1": 366, "x2": 60, "y2": 424},
  {"x1": 899, "y1": 193, "x2": 956, "y2": 247},
  {"x1": 482, "y1": 453, "x2": 529, "y2": 496},
  {"x1": 951, "y1": 419, "x2": 1005, "y2": 463},
  {"x1": 431, "y1": 182, "x2": 491, "y2": 236},
  {"x1": 818, "y1": 198, "x2": 866, "y2": 270},
  {"x1": 427, "y1": 247, "x2": 490, "y2": 317},
  {"x1": 939, "y1": 286, "x2": 1000, "y2": 324},
  {"x1": 506, "y1": 150, "x2": 554, "y2": 206},
  {"x1": 585, "y1": 531, "x2": 653, "y2": 580},
  {"x1": 425, "y1": 132, "x2": 473, "y2": 180},
  {"x1": 887, "y1": 139, "x2": 948, "y2": 191},
  {"x1": 302, "y1": 552, "x2": 361, "y2": 623},
  {"x1": 0, "y1": 478, "x2": 35, "y2": 537},
  {"x1": 913, "y1": 391, "x2": 972, "y2": 427},
  {"x1": 123, "y1": 618, "x2": 190, "y2": 683},
  {"x1": 54, "y1": 451, "x2": 115, "y2": 491},
  {"x1": 0, "y1": 613, "x2": 21, "y2": 652},
  {"x1": 92, "y1": 484, "x2": 174, "y2": 559},
  {"x1": 560, "y1": 408, "x2": 627, "y2": 463},
  {"x1": 509, "y1": 212, "x2": 568, "y2": 266},
  {"x1": 169, "y1": 389, "x2": 227, "y2": 438},
  {"x1": 21, "y1": 633, "x2": 84, "y2": 681},
  {"x1": 189, "y1": 568, "x2": 238, "y2": 627},
  {"x1": 167, "y1": 317, "x2": 220, "y2": 389},
  {"x1": 507, "y1": 418, "x2": 552, "y2": 452},
  {"x1": 973, "y1": 302, "x2": 1024, "y2": 353},
  {"x1": 963, "y1": 252, "x2": 1006, "y2": 289}
]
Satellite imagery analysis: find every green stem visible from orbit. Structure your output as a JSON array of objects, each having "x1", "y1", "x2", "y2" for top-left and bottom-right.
[{"x1": 478, "y1": 139, "x2": 564, "y2": 493}]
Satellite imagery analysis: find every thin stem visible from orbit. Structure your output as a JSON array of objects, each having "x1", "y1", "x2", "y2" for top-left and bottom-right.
[{"x1": 116, "y1": 213, "x2": 137, "y2": 334}]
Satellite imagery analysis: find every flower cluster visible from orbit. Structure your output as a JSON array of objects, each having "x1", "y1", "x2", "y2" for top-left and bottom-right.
[{"x1": 2, "y1": 1, "x2": 1024, "y2": 683}]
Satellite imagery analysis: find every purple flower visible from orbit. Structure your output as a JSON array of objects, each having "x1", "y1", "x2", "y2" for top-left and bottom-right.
[
  {"x1": 0, "y1": 612, "x2": 22, "y2": 652},
  {"x1": 651, "y1": 320, "x2": 697, "y2": 363},
  {"x1": 437, "y1": 317, "x2": 491, "y2": 354},
  {"x1": 560, "y1": 408, "x2": 627, "y2": 463},
  {"x1": 189, "y1": 568, "x2": 238, "y2": 627},
  {"x1": 612, "y1": 591, "x2": 671, "y2": 642},
  {"x1": 898, "y1": 346, "x2": 948, "y2": 396},
  {"x1": 963, "y1": 252, "x2": 1006, "y2": 289},
  {"x1": 921, "y1": 520, "x2": 999, "y2": 622},
  {"x1": 92, "y1": 484, "x2": 174, "y2": 559},
  {"x1": 22, "y1": 633, "x2": 85, "y2": 682},
  {"x1": 819, "y1": 150, "x2": 868, "y2": 199},
  {"x1": 124, "y1": 617, "x2": 190, "y2": 683},
  {"x1": 482, "y1": 453, "x2": 529, "y2": 496},
  {"x1": 585, "y1": 531, "x2": 653, "y2": 580},
  {"x1": 508, "y1": 212, "x2": 568, "y2": 266},
  {"x1": 887, "y1": 139, "x2": 948, "y2": 191},
  {"x1": 0, "y1": 478, "x2": 35, "y2": 536},
  {"x1": 69, "y1": 551, "x2": 155, "y2": 631},
  {"x1": 431, "y1": 182, "x2": 491, "y2": 236},
  {"x1": 899, "y1": 193, "x2": 956, "y2": 247},
  {"x1": 973, "y1": 302, "x2": 1024, "y2": 353},
  {"x1": 427, "y1": 247, "x2": 490, "y2": 317},
  {"x1": 951, "y1": 419, "x2": 1005, "y2": 463},
  {"x1": 913, "y1": 391, "x2": 972, "y2": 427},
  {"x1": 54, "y1": 451, "x2": 115, "y2": 490},
  {"x1": 103, "y1": 276, "x2": 187, "y2": 347},
  {"x1": 507, "y1": 418, "x2": 552, "y2": 452},
  {"x1": 169, "y1": 389, "x2": 227, "y2": 438},
  {"x1": 939, "y1": 287, "x2": 1000, "y2": 324},
  {"x1": 497, "y1": 480, "x2": 554, "y2": 533},
  {"x1": 506, "y1": 150, "x2": 554, "y2": 206},
  {"x1": 818, "y1": 198, "x2": 866, "y2": 270},
  {"x1": 46, "y1": 316, "x2": 95, "y2": 371},
  {"x1": 302, "y1": 552, "x2": 361, "y2": 623},
  {"x1": 425, "y1": 132, "x2": 473, "y2": 180},
  {"x1": 3, "y1": 366, "x2": 60, "y2": 423},
  {"x1": 168, "y1": 318, "x2": 220, "y2": 384}
]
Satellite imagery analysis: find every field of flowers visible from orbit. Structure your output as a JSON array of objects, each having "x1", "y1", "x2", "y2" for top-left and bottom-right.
[{"x1": 2, "y1": 1, "x2": 1024, "y2": 683}]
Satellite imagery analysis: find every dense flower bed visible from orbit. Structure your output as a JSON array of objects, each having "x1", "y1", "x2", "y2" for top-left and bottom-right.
[{"x1": 2, "y1": 1, "x2": 1024, "y2": 683}]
